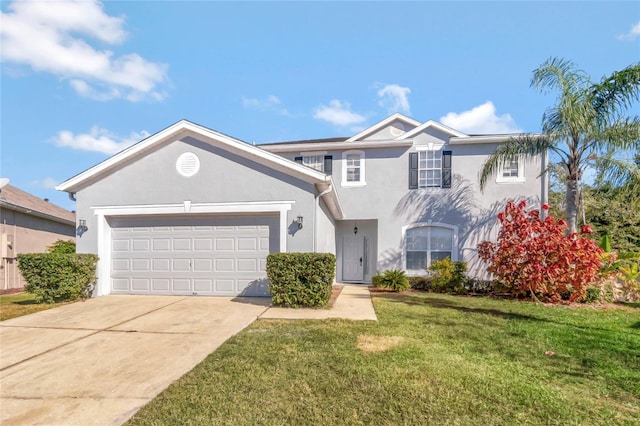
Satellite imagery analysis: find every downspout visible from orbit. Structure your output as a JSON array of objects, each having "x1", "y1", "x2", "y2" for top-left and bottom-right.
[
  {"x1": 315, "y1": 184, "x2": 334, "y2": 252},
  {"x1": 68, "y1": 192, "x2": 77, "y2": 202}
]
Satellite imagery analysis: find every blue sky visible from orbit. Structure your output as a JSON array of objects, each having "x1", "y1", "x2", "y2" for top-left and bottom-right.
[{"x1": 1, "y1": 0, "x2": 639, "y2": 211}]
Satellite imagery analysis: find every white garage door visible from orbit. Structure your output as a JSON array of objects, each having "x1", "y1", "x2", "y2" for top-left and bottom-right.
[{"x1": 109, "y1": 215, "x2": 278, "y2": 296}]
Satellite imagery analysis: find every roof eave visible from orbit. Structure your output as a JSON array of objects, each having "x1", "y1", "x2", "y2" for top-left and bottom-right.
[
  {"x1": 261, "y1": 139, "x2": 414, "y2": 153},
  {"x1": 0, "y1": 201, "x2": 75, "y2": 226}
]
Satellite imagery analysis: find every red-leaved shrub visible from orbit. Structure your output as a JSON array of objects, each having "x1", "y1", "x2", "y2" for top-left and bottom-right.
[{"x1": 477, "y1": 200, "x2": 603, "y2": 302}]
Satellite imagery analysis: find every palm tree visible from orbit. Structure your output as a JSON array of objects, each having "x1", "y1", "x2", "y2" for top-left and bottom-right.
[{"x1": 480, "y1": 57, "x2": 640, "y2": 233}]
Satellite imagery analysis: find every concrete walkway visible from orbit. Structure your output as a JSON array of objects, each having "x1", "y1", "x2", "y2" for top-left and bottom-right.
[
  {"x1": 0, "y1": 285, "x2": 375, "y2": 425},
  {"x1": 261, "y1": 284, "x2": 377, "y2": 320}
]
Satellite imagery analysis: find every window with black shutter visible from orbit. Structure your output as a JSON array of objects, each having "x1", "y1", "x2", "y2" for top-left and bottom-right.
[
  {"x1": 409, "y1": 152, "x2": 418, "y2": 189},
  {"x1": 442, "y1": 151, "x2": 452, "y2": 188},
  {"x1": 324, "y1": 155, "x2": 333, "y2": 175}
]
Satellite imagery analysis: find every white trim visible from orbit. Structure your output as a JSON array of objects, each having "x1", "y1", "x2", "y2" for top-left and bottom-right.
[
  {"x1": 496, "y1": 158, "x2": 526, "y2": 183},
  {"x1": 346, "y1": 113, "x2": 421, "y2": 142},
  {"x1": 449, "y1": 133, "x2": 543, "y2": 145},
  {"x1": 401, "y1": 222, "x2": 459, "y2": 275},
  {"x1": 92, "y1": 201, "x2": 293, "y2": 296},
  {"x1": 56, "y1": 120, "x2": 330, "y2": 192},
  {"x1": 415, "y1": 144, "x2": 444, "y2": 151},
  {"x1": 301, "y1": 151, "x2": 327, "y2": 156},
  {"x1": 398, "y1": 120, "x2": 467, "y2": 140},
  {"x1": 261, "y1": 139, "x2": 413, "y2": 153},
  {"x1": 341, "y1": 150, "x2": 366, "y2": 187}
]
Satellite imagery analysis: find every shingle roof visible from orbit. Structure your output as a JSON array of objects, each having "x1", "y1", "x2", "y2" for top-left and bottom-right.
[
  {"x1": 259, "y1": 137, "x2": 349, "y2": 146},
  {"x1": 0, "y1": 184, "x2": 75, "y2": 224}
]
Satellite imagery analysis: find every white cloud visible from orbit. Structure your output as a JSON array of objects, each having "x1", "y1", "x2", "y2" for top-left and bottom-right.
[
  {"x1": 52, "y1": 126, "x2": 150, "y2": 155},
  {"x1": 242, "y1": 95, "x2": 292, "y2": 116},
  {"x1": 0, "y1": 0, "x2": 168, "y2": 101},
  {"x1": 617, "y1": 21, "x2": 640, "y2": 41},
  {"x1": 242, "y1": 95, "x2": 281, "y2": 109},
  {"x1": 313, "y1": 100, "x2": 366, "y2": 127},
  {"x1": 376, "y1": 84, "x2": 411, "y2": 114},
  {"x1": 440, "y1": 101, "x2": 522, "y2": 134},
  {"x1": 31, "y1": 177, "x2": 59, "y2": 189}
]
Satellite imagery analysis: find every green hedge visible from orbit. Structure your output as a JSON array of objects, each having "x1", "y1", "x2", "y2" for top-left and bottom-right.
[
  {"x1": 17, "y1": 253, "x2": 98, "y2": 303},
  {"x1": 266, "y1": 252, "x2": 335, "y2": 308}
]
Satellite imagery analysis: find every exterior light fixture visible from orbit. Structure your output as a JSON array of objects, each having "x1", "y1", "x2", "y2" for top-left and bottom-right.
[
  {"x1": 76, "y1": 219, "x2": 88, "y2": 237},
  {"x1": 353, "y1": 225, "x2": 358, "y2": 235},
  {"x1": 296, "y1": 215, "x2": 303, "y2": 229}
]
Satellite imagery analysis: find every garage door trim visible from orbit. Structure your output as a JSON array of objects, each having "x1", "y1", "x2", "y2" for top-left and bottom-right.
[{"x1": 92, "y1": 201, "x2": 294, "y2": 296}]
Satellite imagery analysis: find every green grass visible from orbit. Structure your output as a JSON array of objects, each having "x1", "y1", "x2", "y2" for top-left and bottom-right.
[
  {"x1": 0, "y1": 292, "x2": 69, "y2": 321},
  {"x1": 128, "y1": 293, "x2": 640, "y2": 425}
]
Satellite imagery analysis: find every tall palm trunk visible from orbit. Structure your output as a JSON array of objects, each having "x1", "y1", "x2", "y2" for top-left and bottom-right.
[{"x1": 565, "y1": 177, "x2": 580, "y2": 233}]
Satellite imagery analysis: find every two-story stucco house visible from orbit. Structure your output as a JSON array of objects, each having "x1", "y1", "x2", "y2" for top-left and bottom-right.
[{"x1": 56, "y1": 113, "x2": 547, "y2": 297}]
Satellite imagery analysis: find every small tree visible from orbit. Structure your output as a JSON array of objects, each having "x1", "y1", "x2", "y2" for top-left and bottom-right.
[{"x1": 478, "y1": 200, "x2": 602, "y2": 302}]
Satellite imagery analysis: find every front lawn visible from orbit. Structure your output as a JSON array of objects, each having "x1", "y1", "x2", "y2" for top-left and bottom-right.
[
  {"x1": 0, "y1": 292, "x2": 69, "y2": 321},
  {"x1": 128, "y1": 293, "x2": 640, "y2": 425}
]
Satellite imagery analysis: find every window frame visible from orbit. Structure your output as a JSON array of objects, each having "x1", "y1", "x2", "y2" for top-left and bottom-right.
[
  {"x1": 300, "y1": 151, "x2": 327, "y2": 172},
  {"x1": 401, "y1": 223, "x2": 459, "y2": 274},
  {"x1": 418, "y1": 150, "x2": 442, "y2": 188},
  {"x1": 496, "y1": 157, "x2": 526, "y2": 183},
  {"x1": 341, "y1": 150, "x2": 366, "y2": 187}
]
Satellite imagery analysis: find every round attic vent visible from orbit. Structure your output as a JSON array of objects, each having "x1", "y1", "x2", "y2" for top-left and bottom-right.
[
  {"x1": 389, "y1": 122, "x2": 406, "y2": 137},
  {"x1": 176, "y1": 152, "x2": 200, "y2": 177}
]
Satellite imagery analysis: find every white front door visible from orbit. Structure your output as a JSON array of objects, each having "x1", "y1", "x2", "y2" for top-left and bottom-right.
[{"x1": 342, "y1": 235, "x2": 364, "y2": 282}]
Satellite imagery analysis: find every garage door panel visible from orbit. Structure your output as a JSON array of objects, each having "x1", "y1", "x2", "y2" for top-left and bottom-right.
[
  {"x1": 152, "y1": 259, "x2": 170, "y2": 271},
  {"x1": 215, "y1": 238, "x2": 235, "y2": 251},
  {"x1": 237, "y1": 258, "x2": 258, "y2": 272},
  {"x1": 193, "y1": 259, "x2": 212, "y2": 272},
  {"x1": 110, "y1": 215, "x2": 276, "y2": 296},
  {"x1": 172, "y1": 259, "x2": 191, "y2": 271},
  {"x1": 112, "y1": 259, "x2": 130, "y2": 271},
  {"x1": 214, "y1": 258, "x2": 234, "y2": 272},
  {"x1": 132, "y1": 259, "x2": 150, "y2": 271},
  {"x1": 172, "y1": 239, "x2": 191, "y2": 251},
  {"x1": 132, "y1": 278, "x2": 150, "y2": 291},
  {"x1": 112, "y1": 240, "x2": 130, "y2": 251}
]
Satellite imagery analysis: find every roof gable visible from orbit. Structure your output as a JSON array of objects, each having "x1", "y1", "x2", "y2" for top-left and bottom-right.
[
  {"x1": 346, "y1": 113, "x2": 421, "y2": 142},
  {"x1": 397, "y1": 120, "x2": 467, "y2": 140},
  {"x1": 56, "y1": 120, "x2": 331, "y2": 193}
]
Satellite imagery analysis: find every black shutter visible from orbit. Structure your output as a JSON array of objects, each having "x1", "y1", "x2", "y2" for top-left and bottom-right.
[
  {"x1": 409, "y1": 152, "x2": 418, "y2": 189},
  {"x1": 324, "y1": 155, "x2": 333, "y2": 175},
  {"x1": 442, "y1": 151, "x2": 452, "y2": 188},
  {"x1": 294, "y1": 156, "x2": 303, "y2": 164}
]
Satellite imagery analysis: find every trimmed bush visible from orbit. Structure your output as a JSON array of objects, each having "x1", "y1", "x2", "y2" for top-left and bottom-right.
[
  {"x1": 17, "y1": 253, "x2": 98, "y2": 303},
  {"x1": 428, "y1": 258, "x2": 469, "y2": 294},
  {"x1": 371, "y1": 274, "x2": 382, "y2": 288},
  {"x1": 409, "y1": 276, "x2": 432, "y2": 291},
  {"x1": 375, "y1": 269, "x2": 410, "y2": 292},
  {"x1": 266, "y1": 252, "x2": 335, "y2": 308}
]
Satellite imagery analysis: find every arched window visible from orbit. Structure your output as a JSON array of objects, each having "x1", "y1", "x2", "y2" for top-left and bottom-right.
[{"x1": 404, "y1": 224, "x2": 456, "y2": 271}]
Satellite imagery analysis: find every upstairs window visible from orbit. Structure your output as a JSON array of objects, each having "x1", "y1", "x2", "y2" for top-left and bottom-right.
[
  {"x1": 419, "y1": 151, "x2": 441, "y2": 187},
  {"x1": 496, "y1": 158, "x2": 525, "y2": 183},
  {"x1": 341, "y1": 150, "x2": 366, "y2": 187},
  {"x1": 409, "y1": 150, "x2": 451, "y2": 189},
  {"x1": 295, "y1": 153, "x2": 333, "y2": 175},
  {"x1": 302, "y1": 155, "x2": 324, "y2": 171}
]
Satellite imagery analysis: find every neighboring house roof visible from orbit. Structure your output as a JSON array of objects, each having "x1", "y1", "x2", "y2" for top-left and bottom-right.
[
  {"x1": 55, "y1": 119, "x2": 344, "y2": 219},
  {"x1": 0, "y1": 184, "x2": 75, "y2": 225}
]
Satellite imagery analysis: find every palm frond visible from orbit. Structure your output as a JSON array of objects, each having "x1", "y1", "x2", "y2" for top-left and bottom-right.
[
  {"x1": 591, "y1": 63, "x2": 640, "y2": 115},
  {"x1": 479, "y1": 134, "x2": 551, "y2": 190}
]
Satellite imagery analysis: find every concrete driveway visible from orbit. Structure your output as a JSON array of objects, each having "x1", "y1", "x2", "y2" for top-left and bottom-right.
[{"x1": 0, "y1": 295, "x2": 270, "y2": 426}]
